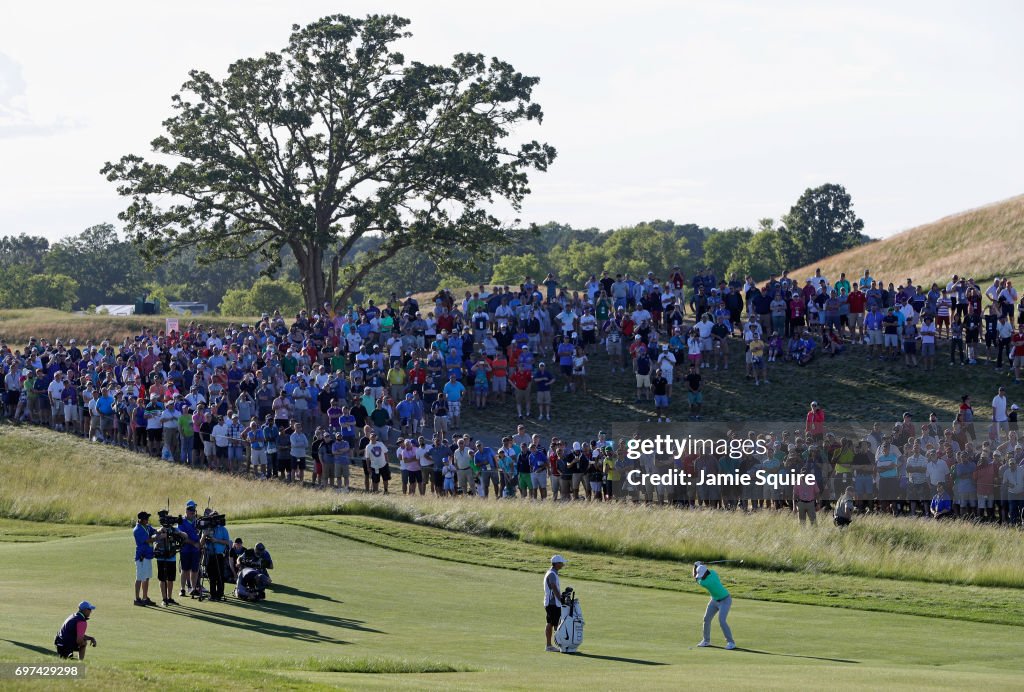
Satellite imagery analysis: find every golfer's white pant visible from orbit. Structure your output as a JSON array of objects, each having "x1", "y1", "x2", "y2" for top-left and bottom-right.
[{"x1": 703, "y1": 596, "x2": 734, "y2": 644}]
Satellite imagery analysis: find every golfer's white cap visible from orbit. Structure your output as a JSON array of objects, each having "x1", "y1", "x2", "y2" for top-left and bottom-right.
[
  {"x1": 551, "y1": 555, "x2": 568, "y2": 565},
  {"x1": 695, "y1": 564, "x2": 708, "y2": 580},
  {"x1": 78, "y1": 601, "x2": 96, "y2": 611}
]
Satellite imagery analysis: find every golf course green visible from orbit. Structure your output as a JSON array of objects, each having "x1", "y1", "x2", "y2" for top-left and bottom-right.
[{"x1": 2, "y1": 515, "x2": 1022, "y2": 691}]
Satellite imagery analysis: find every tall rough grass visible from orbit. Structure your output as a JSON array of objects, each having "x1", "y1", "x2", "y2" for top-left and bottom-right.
[
  {"x1": 0, "y1": 427, "x2": 336, "y2": 524},
  {"x1": 2, "y1": 426, "x2": 1021, "y2": 588}
]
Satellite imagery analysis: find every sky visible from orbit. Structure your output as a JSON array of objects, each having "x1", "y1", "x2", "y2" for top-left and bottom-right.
[{"x1": 1, "y1": 0, "x2": 1022, "y2": 242}]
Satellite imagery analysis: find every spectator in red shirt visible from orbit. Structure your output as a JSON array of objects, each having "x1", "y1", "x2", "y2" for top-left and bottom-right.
[
  {"x1": 847, "y1": 286, "x2": 867, "y2": 339},
  {"x1": 973, "y1": 454, "x2": 999, "y2": 522},
  {"x1": 509, "y1": 364, "x2": 533, "y2": 420},
  {"x1": 805, "y1": 401, "x2": 825, "y2": 442},
  {"x1": 793, "y1": 462, "x2": 821, "y2": 525},
  {"x1": 1011, "y1": 323, "x2": 1024, "y2": 383},
  {"x1": 489, "y1": 353, "x2": 509, "y2": 404}
]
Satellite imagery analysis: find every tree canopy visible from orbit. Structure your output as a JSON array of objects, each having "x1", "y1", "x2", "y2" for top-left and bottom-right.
[
  {"x1": 782, "y1": 183, "x2": 868, "y2": 267},
  {"x1": 102, "y1": 14, "x2": 555, "y2": 312}
]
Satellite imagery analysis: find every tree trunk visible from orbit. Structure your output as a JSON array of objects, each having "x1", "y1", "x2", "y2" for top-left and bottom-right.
[
  {"x1": 294, "y1": 243, "x2": 325, "y2": 313},
  {"x1": 329, "y1": 254, "x2": 339, "y2": 309}
]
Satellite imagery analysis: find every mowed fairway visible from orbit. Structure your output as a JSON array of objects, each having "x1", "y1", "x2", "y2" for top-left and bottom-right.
[{"x1": 1, "y1": 521, "x2": 1022, "y2": 691}]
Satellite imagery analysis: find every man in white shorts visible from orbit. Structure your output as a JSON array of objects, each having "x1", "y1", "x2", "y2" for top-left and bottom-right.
[
  {"x1": 657, "y1": 345, "x2": 676, "y2": 396},
  {"x1": 696, "y1": 314, "x2": 714, "y2": 366},
  {"x1": 132, "y1": 511, "x2": 158, "y2": 606}
]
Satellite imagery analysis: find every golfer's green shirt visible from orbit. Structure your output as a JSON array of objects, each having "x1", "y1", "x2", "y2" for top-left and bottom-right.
[{"x1": 698, "y1": 570, "x2": 730, "y2": 600}]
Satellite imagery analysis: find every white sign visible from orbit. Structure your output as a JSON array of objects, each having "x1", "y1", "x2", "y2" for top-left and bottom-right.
[{"x1": 165, "y1": 318, "x2": 179, "y2": 333}]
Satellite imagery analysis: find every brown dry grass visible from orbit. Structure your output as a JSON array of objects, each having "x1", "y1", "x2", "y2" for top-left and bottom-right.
[
  {"x1": 0, "y1": 309, "x2": 253, "y2": 347},
  {"x1": 792, "y1": 194, "x2": 1024, "y2": 286}
]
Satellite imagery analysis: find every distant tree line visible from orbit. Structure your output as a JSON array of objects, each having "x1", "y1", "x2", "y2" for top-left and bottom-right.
[{"x1": 0, "y1": 183, "x2": 868, "y2": 314}]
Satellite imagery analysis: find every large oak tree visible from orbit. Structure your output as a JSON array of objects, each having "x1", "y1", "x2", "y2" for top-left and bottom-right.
[{"x1": 103, "y1": 14, "x2": 555, "y2": 312}]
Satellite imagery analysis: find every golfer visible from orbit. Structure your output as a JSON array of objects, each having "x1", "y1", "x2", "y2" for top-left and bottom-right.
[
  {"x1": 694, "y1": 562, "x2": 736, "y2": 649},
  {"x1": 543, "y1": 555, "x2": 568, "y2": 652},
  {"x1": 54, "y1": 601, "x2": 97, "y2": 659}
]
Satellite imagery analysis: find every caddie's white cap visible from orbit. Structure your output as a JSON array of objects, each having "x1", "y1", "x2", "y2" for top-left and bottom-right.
[{"x1": 551, "y1": 555, "x2": 567, "y2": 565}]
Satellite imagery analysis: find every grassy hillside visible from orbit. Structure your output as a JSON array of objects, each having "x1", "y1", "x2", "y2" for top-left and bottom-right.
[
  {"x1": 0, "y1": 309, "x2": 253, "y2": 345},
  {"x1": 792, "y1": 194, "x2": 1024, "y2": 286}
]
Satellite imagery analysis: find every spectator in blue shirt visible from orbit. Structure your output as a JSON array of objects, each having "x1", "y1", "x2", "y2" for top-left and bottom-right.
[
  {"x1": 530, "y1": 446, "x2": 549, "y2": 500},
  {"x1": 133, "y1": 511, "x2": 158, "y2": 606},
  {"x1": 930, "y1": 483, "x2": 953, "y2": 520},
  {"x1": 473, "y1": 442, "x2": 498, "y2": 497},
  {"x1": 533, "y1": 363, "x2": 554, "y2": 421},
  {"x1": 443, "y1": 375, "x2": 466, "y2": 429}
]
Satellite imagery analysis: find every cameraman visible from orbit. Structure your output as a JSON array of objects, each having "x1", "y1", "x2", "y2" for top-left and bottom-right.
[
  {"x1": 200, "y1": 509, "x2": 232, "y2": 601},
  {"x1": 178, "y1": 501, "x2": 202, "y2": 597},
  {"x1": 154, "y1": 511, "x2": 188, "y2": 606}
]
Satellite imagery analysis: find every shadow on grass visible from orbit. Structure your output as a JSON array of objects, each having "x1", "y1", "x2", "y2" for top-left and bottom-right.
[
  {"x1": 568, "y1": 652, "x2": 668, "y2": 666},
  {"x1": 729, "y1": 646, "x2": 858, "y2": 664},
  {"x1": 2, "y1": 639, "x2": 57, "y2": 656},
  {"x1": 268, "y1": 582, "x2": 342, "y2": 603},
  {"x1": 220, "y1": 597, "x2": 383, "y2": 634},
  {"x1": 153, "y1": 601, "x2": 379, "y2": 644}
]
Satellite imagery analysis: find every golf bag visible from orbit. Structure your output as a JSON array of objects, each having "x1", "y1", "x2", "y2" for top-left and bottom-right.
[{"x1": 554, "y1": 587, "x2": 584, "y2": 653}]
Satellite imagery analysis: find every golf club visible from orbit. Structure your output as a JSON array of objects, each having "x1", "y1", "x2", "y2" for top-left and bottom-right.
[{"x1": 703, "y1": 559, "x2": 744, "y2": 565}]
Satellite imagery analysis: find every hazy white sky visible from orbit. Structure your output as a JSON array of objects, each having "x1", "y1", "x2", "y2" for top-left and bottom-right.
[{"x1": 1, "y1": 0, "x2": 1021, "y2": 241}]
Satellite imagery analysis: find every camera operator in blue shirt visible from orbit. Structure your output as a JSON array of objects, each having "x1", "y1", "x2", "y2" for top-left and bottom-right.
[
  {"x1": 200, "y1": 508, "x2": 232, "y2": 601},
  {"x1": 177, "y1": 500, "x2": 202, "y2": 597}
]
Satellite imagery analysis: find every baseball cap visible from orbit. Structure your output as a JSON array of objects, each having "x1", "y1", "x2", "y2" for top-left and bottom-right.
[
  {"x1": 255, "y1": 543, "x2": 265, "y2": 550},
  {"x1": 695, "y1": 564, "x2": 709, "y2": 580},
  {"x1": 185, "y1": 499, "x2": 197, "y2": 509},
  {"x1": 550, "y1": 555, "x2": 568, "y2": 565},
  {"x1": 1013, "y1": 404, "x2": 1020, "y2": 411},
  {"x1": 572, "y1": 441, "x2": 582, "y2": 451},
  {"x1": 78, "y1": 601, "x2": 96, "y2": 611},
  {"x1": 137, "y1": 511, "x2": 151, "y2": 520}
]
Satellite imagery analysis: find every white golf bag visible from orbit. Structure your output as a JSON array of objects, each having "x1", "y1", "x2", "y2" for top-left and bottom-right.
[{"x1": 554, "y1": 588, "x2": 584, "y2": 653}]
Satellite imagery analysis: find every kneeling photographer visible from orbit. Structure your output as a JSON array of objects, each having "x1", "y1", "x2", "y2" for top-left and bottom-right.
[
  {"x1": 154, "y1": 510, "x2": 190, "y2": 606},
  {"x1": 253, "y1": 542, "x2": 273, "y2": 583},
  {"x1": 234, "y1": 548, "x2": 270, "y2": 601},
  {"x1": 198, "y1": 509, "x2": 231, "y2": 601}
]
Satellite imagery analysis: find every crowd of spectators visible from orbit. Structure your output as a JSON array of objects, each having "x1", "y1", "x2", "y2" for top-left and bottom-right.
[{"x1": 2, "y1": 267, "x2": 1023, "y2": 525}]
